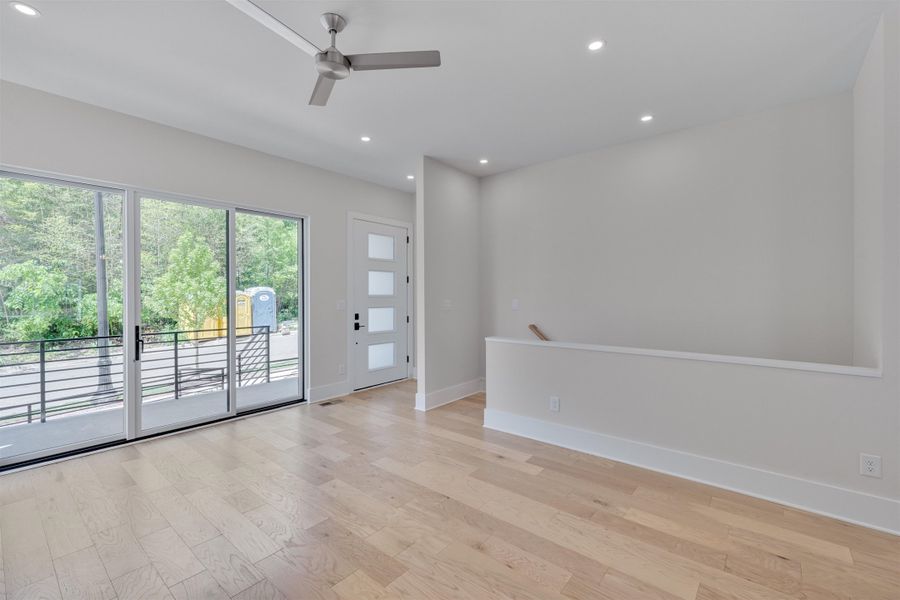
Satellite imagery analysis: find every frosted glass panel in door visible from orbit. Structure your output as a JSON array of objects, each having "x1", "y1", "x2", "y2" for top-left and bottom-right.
[
  {"x1": 368, "y1": 271, "x2": 394, "y2": 296},
  {"x1": 368, "y1": 342, "x2": 395, "y2": 370},
  {"x1": 368, "y1": 233, "x2": 394, "y2": 260},
  {"x1": 368, "y1": 307, "x2": 394, "y2": 333}
]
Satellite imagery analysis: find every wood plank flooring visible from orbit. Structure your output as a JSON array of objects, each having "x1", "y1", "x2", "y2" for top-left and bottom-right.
[{"x1": 1, "y1": 379, "x2": 898, "y2": 599}]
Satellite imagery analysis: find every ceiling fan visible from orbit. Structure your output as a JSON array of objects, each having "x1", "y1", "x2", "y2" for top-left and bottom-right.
[{"x1": 225, "y1": 0, "x2": 442, "y2": 106}]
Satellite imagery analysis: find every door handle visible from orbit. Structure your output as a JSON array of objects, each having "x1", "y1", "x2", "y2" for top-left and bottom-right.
[
  {"x1": 134, "y1": 325, "x2": 144, "y2": 361},
  {"x1": 354, "y1": 323, "x2": 366, "y2": 331}
]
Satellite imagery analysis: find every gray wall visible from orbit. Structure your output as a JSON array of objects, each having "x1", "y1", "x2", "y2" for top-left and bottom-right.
[
  {"x1": 480, "y1": 93, "x2": 855, "y2": 365},
  {"x1": 415, "y1": 157, "x2": 481, "y2": 401}
]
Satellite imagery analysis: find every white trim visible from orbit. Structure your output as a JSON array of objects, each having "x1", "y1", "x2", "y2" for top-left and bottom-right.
[
  {"x1": 226, "y1": 209, "x2": 237, "y2": 417},
  {"x1": 301, "y1": 215, "x2": 310, "y2": 403},
  {"x1": 486, "y1": 337, "x2": 882, "y2": 378},
  {"x1": 0, "y1": 168, "x2": 121, "y2": 194},
  {"x1": 346, "y1": 212, "x2": 414, "y2": 391},
  {"x1": 348, "y1": 212, "x2": 414, "y2": 231},
  {"x1": 415, "y1": 378, "x2": 485, "y2": 412},
  {"x1": 123, "y1": 190, "x2": 140, "y2": 440},
  {"x1": 483, "y1": 408, "x2": 900, "y2": 535},
  {"x1": 307, "y1": 379, "x2": 353, "y2": 403}
]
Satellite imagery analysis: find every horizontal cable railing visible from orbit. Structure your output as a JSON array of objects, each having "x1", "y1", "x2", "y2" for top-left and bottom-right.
[{"x1": 0, "y1": 325, "x2": 300, "y2": 427}]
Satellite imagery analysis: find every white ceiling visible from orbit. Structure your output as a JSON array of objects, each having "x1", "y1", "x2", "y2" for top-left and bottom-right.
[{"x1": 0, "y1": 1, "x2": 890, "y2": 191}]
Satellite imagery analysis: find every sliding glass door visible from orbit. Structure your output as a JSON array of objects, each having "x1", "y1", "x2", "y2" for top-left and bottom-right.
[
  {"x1": 235, "y1": 210, "x2": 303, "y2": 410},
  {"x1": 137, "y1": 196, "x2": 231, "y2": 433},
  {"x1": 0, "y1": 169, "x2": 305, "y2": 468},
  {"x1": 0, "y1": 172, "x2": 125, "y2": 463}
]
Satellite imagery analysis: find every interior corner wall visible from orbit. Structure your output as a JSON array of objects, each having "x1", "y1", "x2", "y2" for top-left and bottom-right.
[
  {"x1": 415, "y1": 157, "x2": 481, "y2": 410},
  {"x1": 0, "y1": 81, "x2": 415, "y2": 401},
  {"x1": 480, "y1": 93, "x2": 855, "y2": 365},
  {"x1": 853, "y1": 18, "x2": 886, "y2": 369}
]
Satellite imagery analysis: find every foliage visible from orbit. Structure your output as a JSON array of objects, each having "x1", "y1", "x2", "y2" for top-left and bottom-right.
[
  {"x1": 146, "y1": 232, "x2": 226, "y2": 332},
  {"x1": 0, "y1": 176, "x2": 300, "y2": 343},
  {"x1": 236, "y1": 213, "x2": 298, "y2": 323},
  {"x1": 0, "y1": 261, "x2": 69, "y2": 340}
]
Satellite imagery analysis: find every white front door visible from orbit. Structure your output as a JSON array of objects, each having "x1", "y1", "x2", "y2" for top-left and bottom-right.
[{"x1": 352, "y1": 219, "x2": 408, "y2": 389}]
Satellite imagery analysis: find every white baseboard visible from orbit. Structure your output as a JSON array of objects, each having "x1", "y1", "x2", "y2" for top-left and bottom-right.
[
  {"x1": 306, "y1": 380, "x2": 352, "y2": 404},
  {"x1": 416, "y1": 378, "x2": 485, "y2": 412},
  {"x1": 484, "y1": 408, "x2": 900, "y2": 535}
]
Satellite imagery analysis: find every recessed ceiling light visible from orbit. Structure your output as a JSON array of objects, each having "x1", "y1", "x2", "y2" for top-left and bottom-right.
[
  {"x1": 479, "y1": 158, "x2": 488, "y2": 164},
  {"x1": 587, "y1": 40, "x2": 605, "y2": 51},
  {"x1": 640, "y1": 114, "x2": 654, "y2": 122},
  {"x1": 360, "y1": 136, "x2": 371, "y2": 142},
  {"x1": 11, "y1": 2, "x2": 39, "y2": 16},
  {"x1": 406, "y1": 175, "x2": 415, "y2": 180}
]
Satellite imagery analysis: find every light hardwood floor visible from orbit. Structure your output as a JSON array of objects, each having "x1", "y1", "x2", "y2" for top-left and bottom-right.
[{"x1": 1, "y1": 379, "x2": 898, "y2": 600}]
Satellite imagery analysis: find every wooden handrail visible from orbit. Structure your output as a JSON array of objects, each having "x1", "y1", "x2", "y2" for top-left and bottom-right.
[{"x1": 528, "y1": 324, "x2": 550, "y2": 341}]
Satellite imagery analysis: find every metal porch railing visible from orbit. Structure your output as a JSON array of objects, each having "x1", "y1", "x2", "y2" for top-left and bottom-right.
[{"x1": 0, "y1": 325, "x2": 297, "y2": 427}]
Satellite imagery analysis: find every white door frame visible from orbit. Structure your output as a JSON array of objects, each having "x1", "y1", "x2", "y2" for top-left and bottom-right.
[{"x1": 346, "y1": 212, "x2": 414, "y2": 391}]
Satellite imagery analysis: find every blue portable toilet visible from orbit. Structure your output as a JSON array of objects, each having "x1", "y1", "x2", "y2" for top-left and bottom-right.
[{"x1": 247, "y1": 287, "x2": 277, "y2": 332}]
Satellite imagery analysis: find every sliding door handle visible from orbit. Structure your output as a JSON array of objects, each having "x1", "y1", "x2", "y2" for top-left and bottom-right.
[
  {"x1": 134, "y1": 325, "x2": 144, "y2": 361},
  {"x1": 354, "y1": 323, "x2": 366, "y2": 331}
]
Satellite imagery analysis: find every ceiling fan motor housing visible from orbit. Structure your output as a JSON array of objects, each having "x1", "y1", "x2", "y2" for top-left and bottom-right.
[{"x1": 316, "y1": 48, "x2": 350, "y2": 80}]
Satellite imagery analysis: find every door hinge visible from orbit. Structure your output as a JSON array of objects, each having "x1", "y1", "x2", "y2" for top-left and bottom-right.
[
  {"x1": 406, "y1": 355, "x2": 410, "y2": 363},
  {"x1": 406, "y1": 275, "x2": 410, "y2": 283},
  {"x1": 406, "y1": 315, "x2": 410, "y2": 323},
  {"x1": 406, "y1": 236, "x2": 410, "y2": 243}
]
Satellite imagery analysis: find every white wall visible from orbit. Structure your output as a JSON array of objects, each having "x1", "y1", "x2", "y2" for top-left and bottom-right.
[
  {"x1": 415, "y1": 157, "x2": 482, "y2": 409},
  {"x1": 485, "y1": 338, "x2": 899, "y2": 533},
  {"x1": 853, "y1": 20, "x2": 886, "y2": 369},
  {"x1": 0, "y1": 81, "x2": 414, "y2": 400},
  {"x1": 481, "y1": 93, "x2": 855, "y2": 365}
]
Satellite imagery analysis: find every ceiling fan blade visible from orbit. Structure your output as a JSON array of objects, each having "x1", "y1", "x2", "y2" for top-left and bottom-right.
[
  {"x1": 225, "y1": 0, "x2": 321, "y2": 57},
  {"x1": 347, "y1": 51, "x2": 441, "y2": 71},
  {"x1": 309, "y1": 75, "x2": 336, "y2": 106}
]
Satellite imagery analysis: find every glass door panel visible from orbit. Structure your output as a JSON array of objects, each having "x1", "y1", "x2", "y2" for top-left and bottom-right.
[
  {"x1": 0, "y1": 173, "x2": 125, "y2": 465},
  {"x1": 234, "y1": 211, "x2": 302, "y2": 410},
  {"x1": 138, "y1": 197, "x2": 229, "y2": 432}
]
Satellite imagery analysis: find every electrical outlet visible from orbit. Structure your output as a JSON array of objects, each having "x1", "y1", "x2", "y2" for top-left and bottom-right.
[
  {"x1": 549, "y1": 396, "x2": 560, "y2": 412},
  {"x1": 337, "y1": 363, "x2": 345, "y2": 375},
  {"x1": 860, "y1": 453, "x2": 882, "y2": 478}
]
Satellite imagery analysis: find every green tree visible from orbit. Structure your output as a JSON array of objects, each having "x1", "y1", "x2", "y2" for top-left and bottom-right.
[
  {"x1": 146, "y1": 232, "x2": 225, "y2": 332},
  {"x1": 0, "y1": 176, "x2": 124, "y2": 342},
  {"x1": 0, "y1": 261, "x2": 69, "y2": 340}
]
